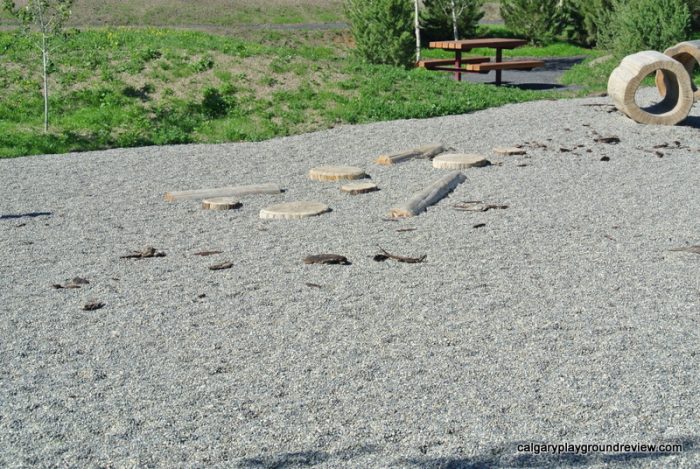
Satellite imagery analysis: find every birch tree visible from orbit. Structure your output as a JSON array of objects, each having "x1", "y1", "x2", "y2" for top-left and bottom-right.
[
  {"x1": 433, "y1": 0, "x2": 483, "y2": 40},
  {"x1": 414, "y1": 0, "x2": 421, "y2": 62},
  {"x1": 2, "y1": 0, "x2": 74, "y2": 133}
]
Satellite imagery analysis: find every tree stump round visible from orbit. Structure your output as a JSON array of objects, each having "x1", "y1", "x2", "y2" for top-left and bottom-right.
[{"x1": 608, "y1": 51, "x2": 693, "y2": 125}]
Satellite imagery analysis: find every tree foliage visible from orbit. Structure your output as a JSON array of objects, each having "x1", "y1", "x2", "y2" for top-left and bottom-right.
[
  {"x1": 420, "y1": 0, "x2": 484, "y2": 42},
  {"x1": 345, "y1": 0, "x2": 415, "y2": 68},
  {"x1": 499, "y1": 0, "x2": 565, "y2": 45}
]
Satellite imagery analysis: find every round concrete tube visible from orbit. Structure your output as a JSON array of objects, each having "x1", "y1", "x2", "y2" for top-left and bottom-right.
[
  {"x1": 608, "y1": 51, "x2": 693, "y2": 125},
  {"x1": 655, "y1": 40, "x2": 700, "y2": 99}
]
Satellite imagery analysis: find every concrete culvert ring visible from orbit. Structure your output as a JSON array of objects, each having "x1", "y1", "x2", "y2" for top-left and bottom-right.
[
  {"x1": 655, "y1": 40, "x2": 700, "y2": 99},
  {"x1": 608, "y1": 51, "x2": 694, "y2": 125}
]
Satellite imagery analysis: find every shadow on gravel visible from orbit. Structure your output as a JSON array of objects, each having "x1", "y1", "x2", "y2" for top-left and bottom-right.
[
  {"x1": 0, "y1": 211, "x2": 52, "y2": 220},
  {"x1": 237, "y1": 444, "x2": 379, "y2": 468},
  {"x1": 680, "y1": 115, "x2": 700, "y2": 129},
  {"x1": 404, "y1": 436, "x2": 699, "y2": 468}
]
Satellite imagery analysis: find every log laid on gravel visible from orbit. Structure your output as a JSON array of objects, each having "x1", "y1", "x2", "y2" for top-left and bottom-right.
[
  {"x1": 656, "y1": 40, "x2": 700, "y2": 99},
  {"x1": 432, "y1": 153, "x2": 490, "y2": 170},
  {"x1": 387, "y1": 171, "x2": 466, "y2": 219},
  {"x1": 340, "y1": 182, "x2": 379, "y2": 194},
  {"x1": 164, "y1": 183, "x2": 282, "y2": 202},
  {"x1": 308, "y1": 166, "x2": 367, "y2": 181},
  {"x1": 375, "y1": 144, "x2": 445, "y2": 165},
  {"x1": 259, "y1": 201, "x2": 330, "y2": 219},
  {"x1": 608, "y1": 51, "x2": 693, "y2": 125},
  {"x1": 202, "y1": 197, "x2": 241, "y2": 211}
]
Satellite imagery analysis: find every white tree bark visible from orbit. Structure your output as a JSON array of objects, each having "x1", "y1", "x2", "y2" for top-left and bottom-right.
[
  {"x1": 414, "y1": 0, "x2": 421, "y2": 63},
  {"x1": 451, "y1": 0, "x2": 459, "y2": 40}
]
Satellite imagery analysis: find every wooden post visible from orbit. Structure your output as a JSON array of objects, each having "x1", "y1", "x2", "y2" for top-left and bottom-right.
[
  {"x1": 454, "y1": 50, "x2": 462, "y2": 82},
  {"x1": 495, "y1": 48, "x2": 503, "y2": 86}
]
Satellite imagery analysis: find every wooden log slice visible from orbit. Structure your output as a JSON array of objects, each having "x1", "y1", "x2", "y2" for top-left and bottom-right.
[
  {"x1": 202, "y1": 197, "x2": 241, "y2": 210},
  {"x1": 259, "y1": 201, "x2": 330, "y2": 219},
  {"x1": 432, "y1": 153, "x2": 491, "y2": 169},
  {"x1": 308, "y1": 166, "x2": 367, "y2": 181},
  {"x1": 493, "y1": 147, "x2": 527, "y2": 156},
  {"x1": 164, "y1": 183, "x2": 281, "y2": 202},
  {"x1": 655, "y1": 40, "x2": 700, "y2": 99},
  {"x1": 340, "y1": 182, "x2": 379, "y2": 194},
  {"x1": 607, "y1": 51, "x2": 693, "y2": 125}
]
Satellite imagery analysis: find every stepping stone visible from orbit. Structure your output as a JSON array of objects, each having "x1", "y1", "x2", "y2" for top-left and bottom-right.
[
  {"x1": 432, "y1": 153, "x2": 490, "y2": 169},
  {"x1": 309, "y1": 166, "x2": 367, "y2": 181},
  {"x1": 493, "y1": 147, "x2": 527, "y2": 156},
  {"x1": 202, "y1": 197, "x2": 241, "y2": 211},
  {"x1": 341, "y1": 182, "x2": 379, "y2": 194},
  {"x1": 259, "y1": 201, "x2": 330, "y2": 220}
]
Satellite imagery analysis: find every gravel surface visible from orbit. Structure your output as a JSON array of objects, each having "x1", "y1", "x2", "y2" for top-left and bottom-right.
[{"x1": 1, "y1": 90, "x2": 699, "y2": 468}]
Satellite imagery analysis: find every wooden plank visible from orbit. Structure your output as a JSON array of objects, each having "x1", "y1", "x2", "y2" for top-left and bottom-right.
[
  {"x1": 418, "y1": 57, "x2": 490, "y2": 69},
  {"x1": 429, "y1": 38, "x2": 528, "y2": 50},
  {"x1": 467, "y1": 60, "x2": 544, "y2": 71},
  {"x1": 376, "y1": 144, "x2": 445, "y2": 165},
  {"x1": 387, "y1": 171, "x2": 466, "y2": 218},
  {"x1": 164, "y1": 183, "x2": 282, "y2": 202}
]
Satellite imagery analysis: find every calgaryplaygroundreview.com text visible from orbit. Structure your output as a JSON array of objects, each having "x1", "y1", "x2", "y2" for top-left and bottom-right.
[{"x1": 517, "y1": 442, "x2": 684, "y2": 455}]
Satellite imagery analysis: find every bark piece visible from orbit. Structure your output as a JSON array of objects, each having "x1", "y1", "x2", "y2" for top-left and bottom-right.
[
  {"x1": 493, "y1": 147, "x2": 527, "y2": 156},
  {"x1": 453, "y1": 201, "x2": 508, "y2": 212},
  {"x1": 259, "y1": 201, "x2": 330, "y2": 220},
  {"x1": 308, "y1": 166, "x2": 367, "y2": 181},
  {"x1": 340, "y1": 182, "x2": 379, "y2": 195},
  {"x1": 594, "y1": 136, "x2": 621, "y2": 144},
  {"x1": 120, "y1": 247, "x2": 166, "y2": 259},
  {"x1": 375, "y1": 144, "x2": 445, "y2": 165},
  {"x1": 387, "y1": 171, "x2": 466, "y2": 218},
  {"x1": 373, "y1": 247, "x2": 426, "y2": 264},
  {"x1": 303, "y1": 254, "x2": 350, "y2": 265},
  {"x1": 432, "y1": 153, "x2": 491, "y2": 170},
  {"x1": 194, "y1": 250, "x2": 223, "y2": 256},
  {"x1": 83, "y1": 301, "x2": 105, "y2": 311},
  {"x1": 608, "y1": 51, "x2": 693, "y2": 125},
  {"x1": 209, "y1": 262, "x2": 233, "y2": 271},
  {"x1": 202, "y1": 197, "x2": 241, "y2": 211},
  {"x1": 164, "y1": 183, "x2": 282, "y2": 202}
]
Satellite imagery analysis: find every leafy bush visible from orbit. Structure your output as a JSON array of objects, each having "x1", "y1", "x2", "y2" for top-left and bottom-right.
[
  {"x1": 345, "y1": 0, "x2": 415, "y2": 67},
  {"x1": 561, "y1": 0, "x2": 614, "y2": 46},
  {"x1": 499, "y1": 0, "x2": 565, "y2": 45},
  {"x1": 420, "y1": 0, "x2": 484, "y2": 42},
  {"x1": 599, "y1": 0, "x2": 690, "y2": 55}
]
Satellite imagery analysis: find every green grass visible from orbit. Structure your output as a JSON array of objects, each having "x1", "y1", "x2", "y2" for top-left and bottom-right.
[{"x1": 0, "y1": 28, "x2": 567, "y2": 158}]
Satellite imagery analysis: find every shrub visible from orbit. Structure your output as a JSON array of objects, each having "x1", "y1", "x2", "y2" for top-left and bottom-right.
[
  {"x1": 499, "y1": 0, "x2": 565, "y2": 45},
  {"x1": 561, "y1": 0, "x2": 614, "y2": 46},
  {"x1": 345, "y1": 0, "x2": 415, "y2": 67},
  {"x1": 420, "y1": 0, "x2": 484, "y2": 42},
  {"x1": 599, "y1": 0, "x2": 690, "y2": 55}
]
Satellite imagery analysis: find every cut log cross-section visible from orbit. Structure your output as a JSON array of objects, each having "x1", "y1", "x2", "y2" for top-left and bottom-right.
[
  {"x1": 375, "y1": 144, "x2": 445, "y2": 165},
  {"x1": 309, "y1": 166, "x2": 367, "y2": 181},
  {"x1": 260, "y1": 201, "x2": 330, "y2": 219},
  {"x1": 387, "y1": 171, "x2": 466, "y2": 219},
  {"x1": 202, "y1": 197, "x2": 241, "y2": 210},
  {"x1": 164, "y1": 183, "x2": 282, "y2": 202},
  {"x1": 656, "y1": 40, "x2": 700, "y2": 100},
  {"x1": 608, "y1": 51, "x2": 694, "y2": 125}
]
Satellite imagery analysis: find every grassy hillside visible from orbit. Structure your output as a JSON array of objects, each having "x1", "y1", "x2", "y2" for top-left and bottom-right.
[
  {"x1": 0, "y1": 28, "x2": 563, "y2": 157},
  {"x1": 1, "y1": 0, "x2": 346, "y2": 26}
]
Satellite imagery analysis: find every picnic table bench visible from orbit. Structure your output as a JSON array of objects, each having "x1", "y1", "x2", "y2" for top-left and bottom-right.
[{"x1": 420, "y1": 38, "x2": 544, "y2": 86}]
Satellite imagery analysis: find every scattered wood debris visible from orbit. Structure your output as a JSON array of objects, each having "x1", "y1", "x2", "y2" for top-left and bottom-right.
[
  {"x1": 493, "y1": 147, "x2": 527, "y2": 156},
  {"x1": 303, "y1": 254, "x2": 350, "y2": 265},
  {"x1": 373, "y1": 247, "x2": 426, "y2": 264},
  {"x1": 209, "y1": 262, "x2": 234, "y2": 271},
  {"x1": 669, "y1": 245, "x2": 700, "y2": 255},
  {"x1": 194, "y1": 250, "x2": 223, "y2": 257},
  {"x1": 453, "y1": 201, "x2": 509, "y2": 212},
  {"x1": 82, "y1": 301, "x2": 105, "y2": 311},
  {"x1": 473, "y1": 223, "x2": 487, "y2": 229},
  {"x1": 197, "y1": 294, "x2": 207, "y2": 299},
  {"x1": 594, "y1": 136, "x2": 621, "y2": 144},
  {"x1": 305, "y1": 283, "x2": 322, "y2": 289},
  {"x1": 600, "y1": 156, "x2": 610, "y2": 161},
  {"x1": 52, "y1": 277, "x2": 90, "y2": 289},
  {"x1": 120, "y1": 247, "x2": 165, "y2": 259},
  {"x1": 397, "y1": 228, "x2": 417, "y2": 232},
  {"x1": 376, "y1": 144, "x2": 445, "y2": 165},
  {"x1": 560, "y1": 147, "x2": 572, "y2": 153}
]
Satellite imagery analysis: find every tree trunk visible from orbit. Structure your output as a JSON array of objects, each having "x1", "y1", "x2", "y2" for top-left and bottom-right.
[
  {"x1": 41, "y1": 34, "x2": 49, "y2": 133},
  {"x1": 451, "y1": 0, "x2": 459, "y2": 40},
  {"x1": 414, "y1": 0, "x2": 421, "y2": 63}
]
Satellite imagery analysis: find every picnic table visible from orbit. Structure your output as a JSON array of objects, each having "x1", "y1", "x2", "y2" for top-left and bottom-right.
[{"x1": 419, "y1": 38, "x2": 544, "y2": 86}]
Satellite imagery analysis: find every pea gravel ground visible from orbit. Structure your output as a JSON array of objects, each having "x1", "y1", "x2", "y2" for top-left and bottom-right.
[{"x1": 1, "y1": 90, "x2": 699, "y2": 468}]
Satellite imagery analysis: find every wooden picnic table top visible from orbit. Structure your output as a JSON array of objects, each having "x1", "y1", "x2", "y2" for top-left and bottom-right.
[{"x1": 428, "y1": 38, "x2": 528, "y2": 51}]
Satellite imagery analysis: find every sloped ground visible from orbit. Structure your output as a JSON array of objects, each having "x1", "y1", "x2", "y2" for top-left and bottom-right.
[{"x1": 0, "y1": 91, "x2": 698, "y2": 468}]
